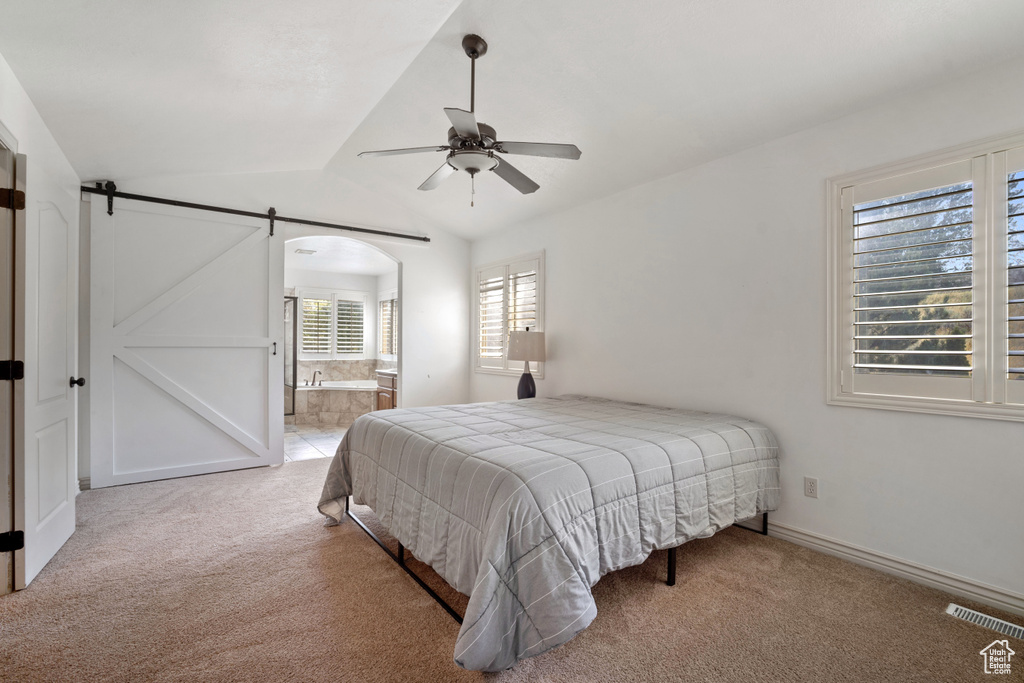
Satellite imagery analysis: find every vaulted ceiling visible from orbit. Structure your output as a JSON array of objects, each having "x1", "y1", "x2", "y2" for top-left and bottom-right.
[{"x1": 3, "y1": 0, "x2": 1024, "y2": 240}]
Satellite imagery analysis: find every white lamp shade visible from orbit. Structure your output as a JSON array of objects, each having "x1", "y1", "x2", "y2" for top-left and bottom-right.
[{"x1": 507, "y1": 331, "x2": 546, "y2": 362}]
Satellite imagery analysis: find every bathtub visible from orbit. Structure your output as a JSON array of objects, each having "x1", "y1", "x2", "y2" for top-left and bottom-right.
[{"x1": 298, "y1": 380, "x2": 377, "y2": 390}]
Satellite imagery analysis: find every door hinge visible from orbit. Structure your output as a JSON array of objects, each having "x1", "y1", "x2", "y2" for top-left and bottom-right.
[
  {"x1": 0, "y1": 360, "x2": 25, "y2": 380},
  {"x1": 0, "y1": 188, "x2": 26, "y2": 211},
  {"x1": 0, "y1": 530, "x2": 24, "y2": 552}
]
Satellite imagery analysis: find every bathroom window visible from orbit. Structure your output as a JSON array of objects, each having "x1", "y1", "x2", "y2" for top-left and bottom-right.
[
  {"x1": 299, "y1": 289, "x2": 367, "y2": 360},
  {"x1": 379, "y1": 295, "x2": 397, "y2": 357}
]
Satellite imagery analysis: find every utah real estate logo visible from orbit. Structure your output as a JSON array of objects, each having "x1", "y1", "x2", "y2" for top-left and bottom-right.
[{"x1": 979, "y1": 640, "x2": 1015, "y2": 675}]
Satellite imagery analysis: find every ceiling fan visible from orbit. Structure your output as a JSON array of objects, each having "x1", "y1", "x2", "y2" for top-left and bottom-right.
[{"x1": 358, "y1": 34, "x2": 581, "y2": 200}]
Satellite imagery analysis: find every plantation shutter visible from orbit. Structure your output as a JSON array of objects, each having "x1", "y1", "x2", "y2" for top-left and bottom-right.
[
  {"x1": 478, "y1": 265, "x2": 505, "y2": 369},
  {"x1": 508, "y1": 261, "x2": 538, "y2": 334},
  {"x1": 379, "y1": 298, "x2": 397, "y2": 356},
  {"x1": 1005, "y1": 148, "x2": 1024, "y2": 406},
  {"x1": 302, "y1": 297, "x2": 332, "y2": 354},
  {"x1": 832, "y1": 140, "x2": 1024, "y2": 418},
  {"x1": 476, "y1": 256, "x2": 543, "y2": 371},
  {"x1": 852, "y1": 181, "x2": 974, "y2": 376},
  {"x1": 840, "y1": 159, "x2": 976, "y2": 403},
  {"x1": 1008, "y1": 168, "x2": 1024, "y2": 381},
  {"x1": 336, "y1": 299, "x2": 364, "y2": 354}
]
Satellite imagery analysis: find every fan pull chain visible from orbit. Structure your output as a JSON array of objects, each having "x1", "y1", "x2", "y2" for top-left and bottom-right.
[{"x1": 471, "y1": 174, "x2": 475, "y2": 207}]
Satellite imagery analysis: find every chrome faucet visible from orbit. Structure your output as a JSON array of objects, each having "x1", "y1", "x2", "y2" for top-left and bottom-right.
[{"x1": 311, "y1": 370, "x2": 322, "y2": 386}]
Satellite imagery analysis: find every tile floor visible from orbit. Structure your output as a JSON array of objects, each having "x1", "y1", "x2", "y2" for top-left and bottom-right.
[{"x1": 284, "y1": 423, "x2": 347, "y2": 462}]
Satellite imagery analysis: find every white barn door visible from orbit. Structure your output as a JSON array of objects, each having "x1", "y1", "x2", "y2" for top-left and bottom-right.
[{"x1": 89, "y1": 197, "x2": 282, "y2": 488}]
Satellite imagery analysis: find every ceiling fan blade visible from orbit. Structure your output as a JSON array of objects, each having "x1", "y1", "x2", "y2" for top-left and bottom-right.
[
  {"x1": 444, "y1": 108, "x2": 481, "y2": 140},
  {"x1": 492, "y1": 158, "x2": 540, "y2": 194},
  {"x1": 497, "y1": 141, "x2": 582, "y2": 160},
  {"x1": 358, "y1": 146, "x2": 448, "y2": 158},
  {"x1": 418, "y1": 161, "x2": 457, "y2": 191}
]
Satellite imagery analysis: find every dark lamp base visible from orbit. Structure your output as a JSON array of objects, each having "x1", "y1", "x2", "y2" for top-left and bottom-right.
[{"x1": 517, "y1": 371, "x2": 536, "y2": 399}]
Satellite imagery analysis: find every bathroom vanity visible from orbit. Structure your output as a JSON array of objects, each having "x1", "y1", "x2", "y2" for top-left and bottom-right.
[{"x1": 375, "y1": 369, "x2": 397, "y2": 411}]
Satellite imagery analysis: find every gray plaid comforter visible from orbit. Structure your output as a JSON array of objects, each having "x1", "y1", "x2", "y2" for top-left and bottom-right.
[{"x1": 318, "y1": 395, "x2": 780, "y2": 671}]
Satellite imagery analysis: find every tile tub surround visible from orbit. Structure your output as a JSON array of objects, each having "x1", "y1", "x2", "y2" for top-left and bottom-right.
[
  {"x1": 290, "y1": 360, "x2": 395, "y2": 427},
  {"x1": 292, "y1": 384, "x2": 375, "y2": 428},
  {"x1": 297, "y1": 359, "x2": 382, "y2": 384}
]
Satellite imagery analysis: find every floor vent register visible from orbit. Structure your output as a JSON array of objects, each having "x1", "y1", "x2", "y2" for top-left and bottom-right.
[{"x1": 946, "y1": 603, "x2": 1024, "y2": 640}]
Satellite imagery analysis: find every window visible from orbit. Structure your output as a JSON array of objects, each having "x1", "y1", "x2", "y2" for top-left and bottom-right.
[
  {"x1": 379, "y1": 294, "x2": 397, "y2": 357},
  {"x1": 301, "y1": 296, "x2": 332, "y2": 354},
  {"x1": 299, "y1": 289, "x2": 366, "y2": 359},
  {"x1": 828, "y1": 132, "x2": 1024, "y2": 420},
  {"x1": 475, "y1": 252, "x2": 544, "y2": 374}
]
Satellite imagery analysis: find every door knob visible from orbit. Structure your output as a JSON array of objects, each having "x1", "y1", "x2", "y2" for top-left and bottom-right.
[{"x1": 70, "y1": 376, "x2": 85, "y2": 387}]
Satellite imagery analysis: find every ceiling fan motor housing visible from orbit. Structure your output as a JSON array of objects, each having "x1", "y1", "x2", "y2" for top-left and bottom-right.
[{"x1": 448, "y1": 123, "x2": 497, "y2": 149}]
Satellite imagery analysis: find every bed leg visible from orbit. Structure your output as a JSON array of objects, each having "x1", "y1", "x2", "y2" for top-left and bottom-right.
[
  {"x1": 733, "y1": 511, "x2": 770, "y2": 536},
  {"x1": 345, "y1": 503, "x2": 463, "y2": 625},
  {"x1": 667, "y1": 547, "x2": 676, "y2": 586}
]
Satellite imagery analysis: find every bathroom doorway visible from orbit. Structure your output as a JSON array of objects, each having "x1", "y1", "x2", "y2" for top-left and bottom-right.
[{"x1": 282, "y1": 235, "x2": 399, "y2": 462}]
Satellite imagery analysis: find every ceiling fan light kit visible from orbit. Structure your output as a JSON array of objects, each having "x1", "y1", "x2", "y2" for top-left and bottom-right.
[{"x1": 358, "y1": 34, "x2": 581, "y2": 203}]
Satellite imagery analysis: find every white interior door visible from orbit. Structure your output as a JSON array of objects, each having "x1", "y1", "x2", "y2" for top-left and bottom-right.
[
  {"x1": 89, "y1": 197, "x2": 282, "y2": 488},
  {"x1": 0, "y1": 147, "x2": 15, "y2": 594},
  {"x1": 15, "y1": 154, "x2": 78, "y2": 587}
]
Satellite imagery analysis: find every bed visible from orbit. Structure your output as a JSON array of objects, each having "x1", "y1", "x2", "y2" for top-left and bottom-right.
[{"x1": 318, "y1": 395, "x2": 780, "y2": 671}]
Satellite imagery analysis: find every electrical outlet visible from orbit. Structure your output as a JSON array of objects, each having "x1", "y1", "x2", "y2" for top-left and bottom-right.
[{"x1": 804, "y1": 477, "x2": 818, "y2": 498}]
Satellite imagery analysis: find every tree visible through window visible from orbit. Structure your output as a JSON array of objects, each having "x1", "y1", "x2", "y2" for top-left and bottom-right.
[
  {"x1": 852, "y1": 182, "x2": 973, "y2": 377},
  {"x1": 1009, "y1": 170, "x2": 1024, "y2": 381}
]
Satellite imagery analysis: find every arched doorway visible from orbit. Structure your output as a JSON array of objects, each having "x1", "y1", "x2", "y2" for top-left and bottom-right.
[{"x1": 281, "y1": 234, "x2": 400, "y2": 461}]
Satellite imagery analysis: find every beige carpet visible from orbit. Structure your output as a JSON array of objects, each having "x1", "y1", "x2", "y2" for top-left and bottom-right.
[{"x1": 0, "y1": 459, "x2": 1019, "y2": 682}]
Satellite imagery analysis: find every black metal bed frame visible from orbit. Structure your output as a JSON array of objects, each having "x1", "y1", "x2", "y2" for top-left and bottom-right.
[{"x1": 345, "y1": 497, "x2": 767, "y2": 624}]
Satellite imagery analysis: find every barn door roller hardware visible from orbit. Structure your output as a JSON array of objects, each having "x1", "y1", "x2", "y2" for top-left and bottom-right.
[{"x1": 81, "y1": 182, "x2": 430, "y2": 242}]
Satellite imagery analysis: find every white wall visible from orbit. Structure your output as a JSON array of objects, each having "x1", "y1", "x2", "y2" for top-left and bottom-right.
[
  {"x1": 285, "y1": 267, "x2": 378, "y2": 293},
  {"x1": 122, "y1": 171, "x2": 470, "y2": 411},
  {"x1": 0, "y1": 54, "x2": 81, "y2": 482},
  {"x1": 0, "y1": 54, "x2": 79, "y2": 192},
  {"x1": 377, "y1": 270, "x2": 398, "y2": 296},
  {"x1": 471, "y1": 59, "x2": 1024, "y2": 609}
]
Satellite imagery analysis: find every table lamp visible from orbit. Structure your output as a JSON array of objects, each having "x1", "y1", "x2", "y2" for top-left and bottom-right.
[{"x1": 507, "y1": 329, "x2": 545, "y2": 399}]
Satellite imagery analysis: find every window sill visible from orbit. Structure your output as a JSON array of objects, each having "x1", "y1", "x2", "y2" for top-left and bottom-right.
[{"x1": 828, "y1": 392, "x2": 1024, "y2": 422}]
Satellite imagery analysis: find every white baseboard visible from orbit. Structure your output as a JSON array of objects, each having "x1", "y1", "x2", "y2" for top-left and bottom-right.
[
  {"x1": 768, "y1": 521, "x2": 1024, "y2": 618},
  {"x1": 78, "y1": 477, "x2": 90, "y2": 492}
]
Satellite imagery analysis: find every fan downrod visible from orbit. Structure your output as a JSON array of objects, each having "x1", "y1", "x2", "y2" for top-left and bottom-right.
[{"x1": 462, "y1": 34, "x2": 487, "y2": 59}]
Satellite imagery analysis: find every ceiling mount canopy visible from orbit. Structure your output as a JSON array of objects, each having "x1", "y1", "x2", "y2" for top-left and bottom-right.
[{"x1": 358, "y1": 33, "x2": 581, "y2": 200}]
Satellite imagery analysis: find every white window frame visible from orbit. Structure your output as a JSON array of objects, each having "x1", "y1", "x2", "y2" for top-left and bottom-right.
[
  {"x1": 297, "y1": 288, "x2": 368, "y2": 361},
  {"x1": 378, "y1": 288, "x2": 398, "y2": 360},
  {"x1": 827, "y1": 130, "x2": 1024, "y2": 421},
  {"x1": 474, "y1": 251, "x2": 545, "y2": 377}
]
